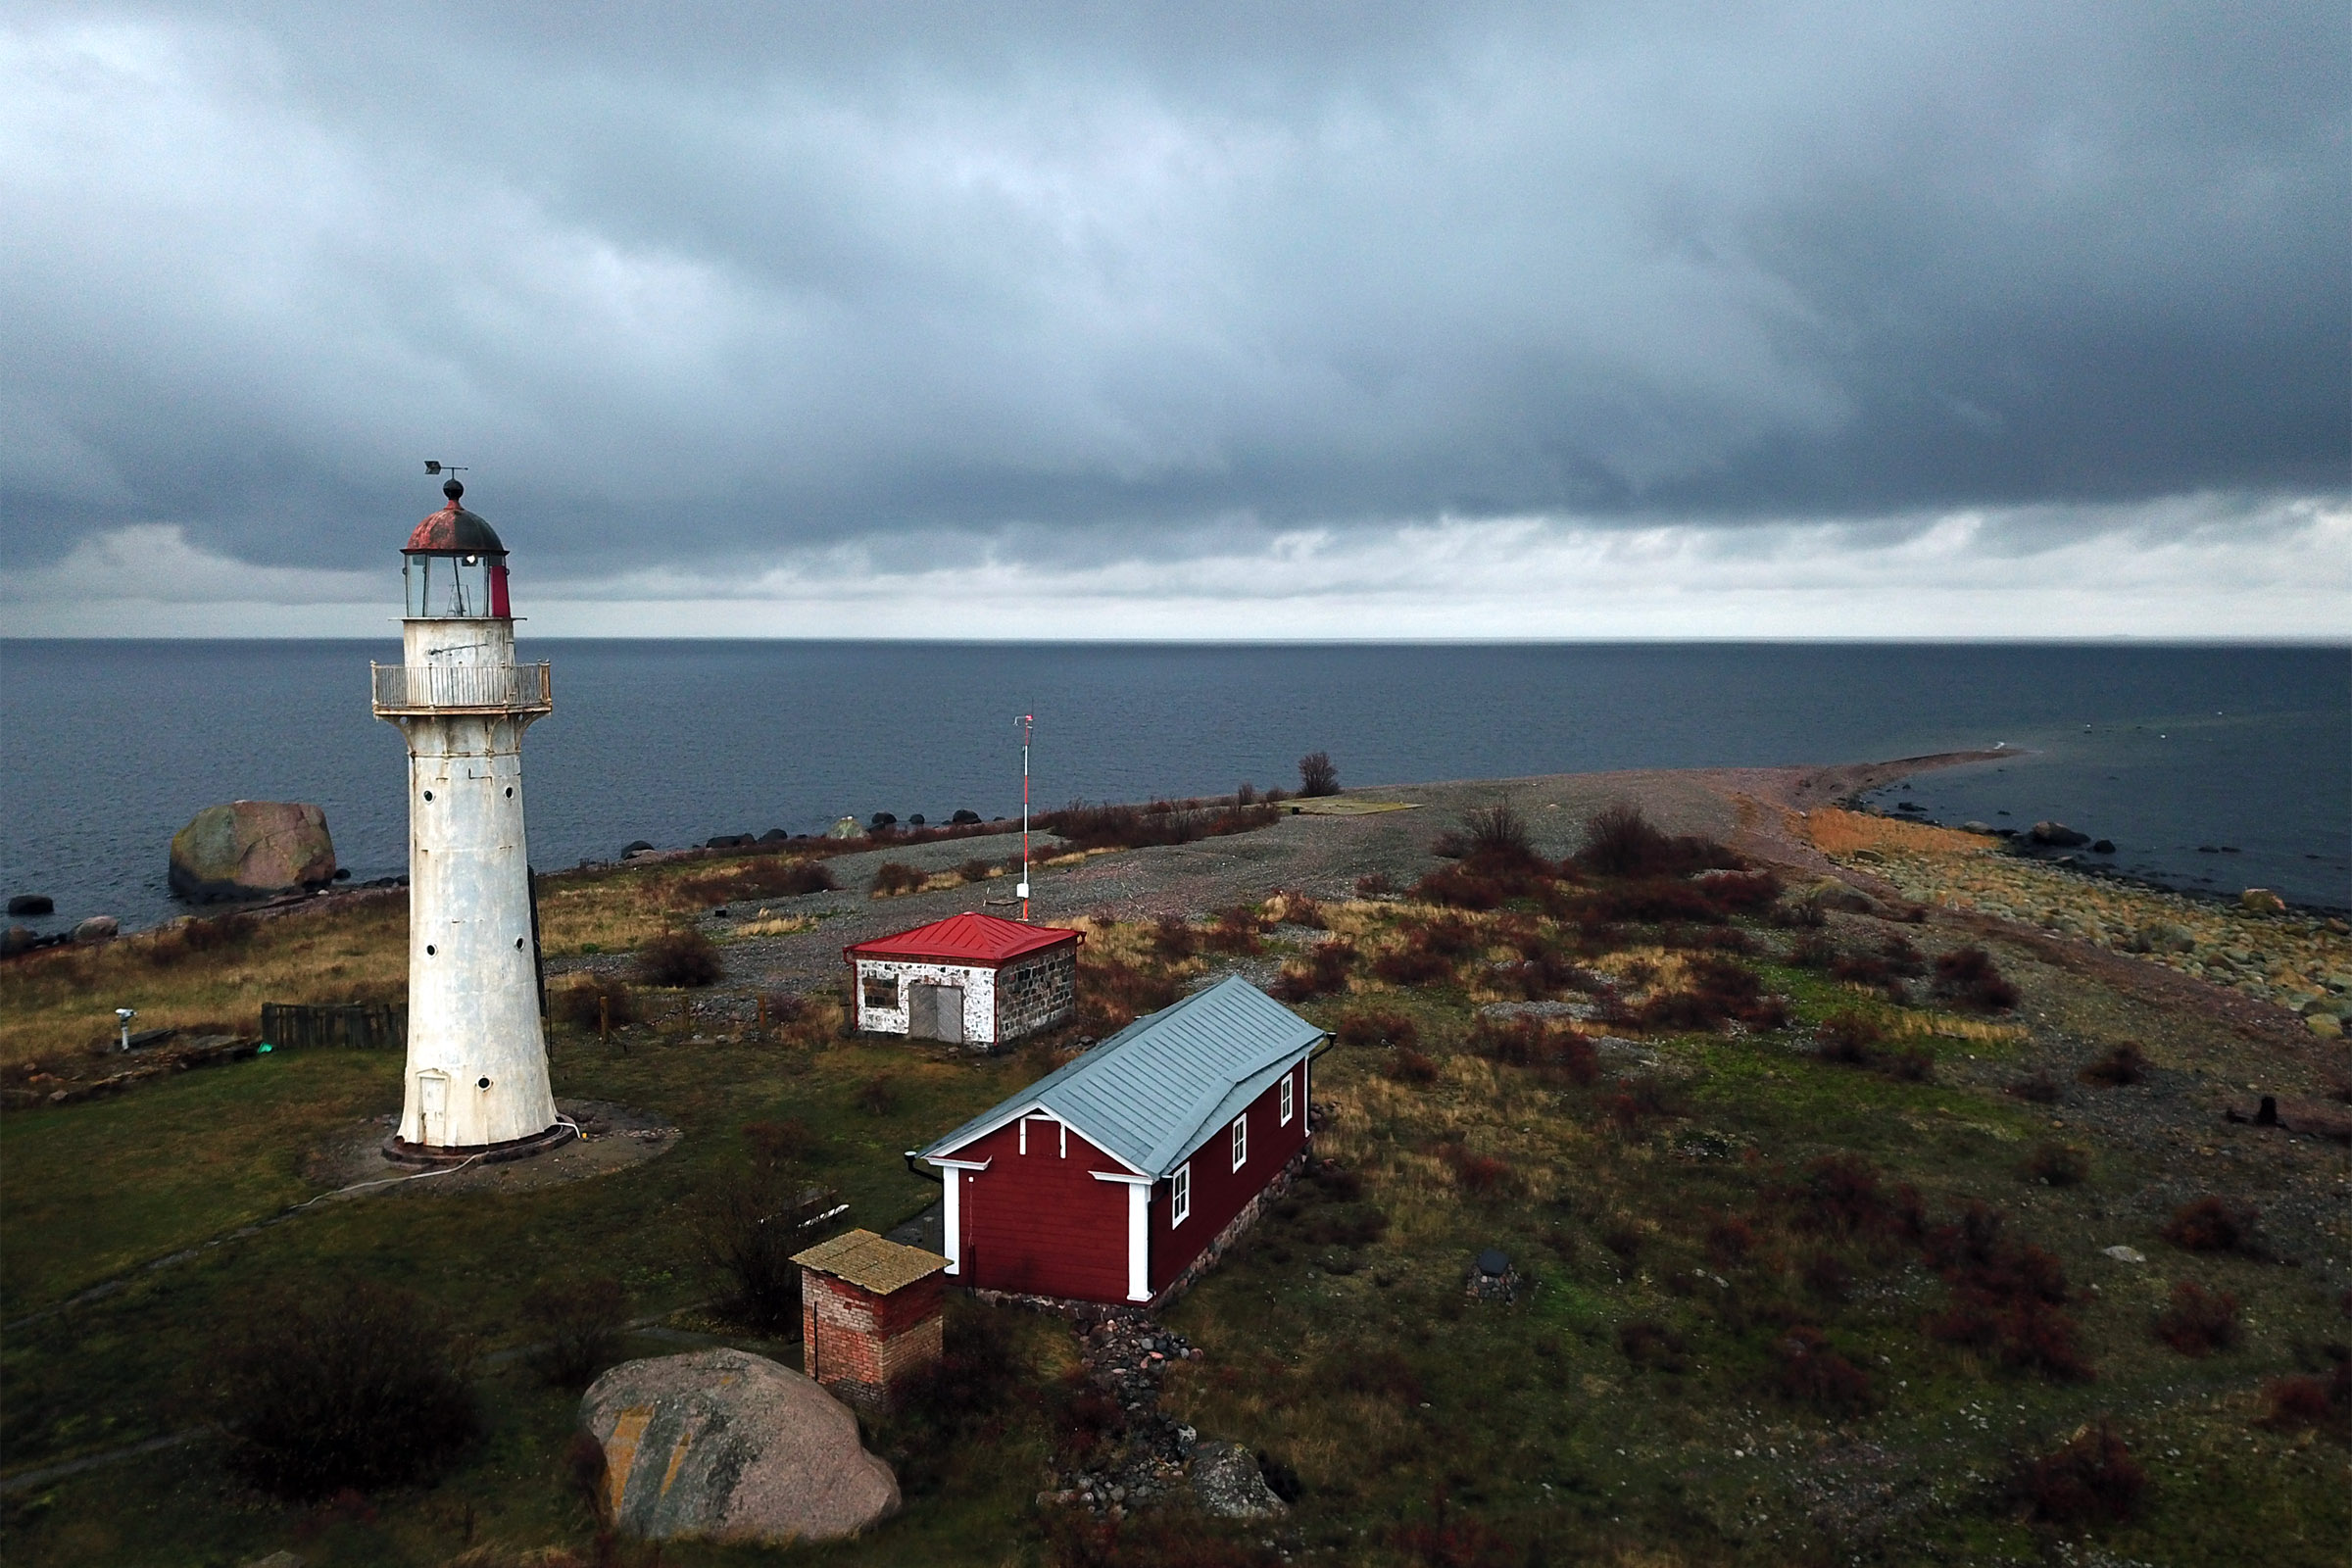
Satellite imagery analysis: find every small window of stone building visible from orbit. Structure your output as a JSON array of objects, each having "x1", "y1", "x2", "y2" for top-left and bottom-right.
[{"x1": 862, "y1": 973, "x2": 900, "y2": 1010}]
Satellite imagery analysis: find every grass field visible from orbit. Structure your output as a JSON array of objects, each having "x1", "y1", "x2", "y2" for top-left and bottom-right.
[{"x1": 2, "y1": 828, "x2": 2346, "y2": 1567}]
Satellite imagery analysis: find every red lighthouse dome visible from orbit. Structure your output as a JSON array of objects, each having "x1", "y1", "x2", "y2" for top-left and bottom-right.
[{"x1": 402, "y1": 477, "x2": 512, "y2": 618}]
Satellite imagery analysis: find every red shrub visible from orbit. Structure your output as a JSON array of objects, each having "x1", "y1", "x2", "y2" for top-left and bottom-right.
[
  {"x1": 1468, "y1": 1015, "x2": 1598, "y2": 1085},
  {"x1": 2015, "y1": 1423, "x2": 2145, "y2": 1526},
  {"x1": 1617, "y1": 1318, "x2": 1689, "y2": 1371},
  {"x1": 2161, "y1": 1197, "x2": 2259, "y2": 1254},
  {"x1": 2152, "y1": 1282, "x2": 2239, "y2": 1356},
  {"x1": 1636, "y1": 955, "x2": 1788, "y2": 1033},
  {"x1": 1373, "y1": 948, "x2": 1454, "y2": 987},
  {"x1": 1794, "y1": 1154, "x2": 1891, "y2": 1237},
  {"x1": 1149, "y1": 914, "x2": 1198, "y2": 960},
  {"x1": 1697, "y1": 869, "x2": 1783, "y2": 913},
  {"x1": 2257, "y1": 1361, "x2": 2350, "y2": 1434},
  {"x1": 1816, "y1": 1009, "x2": 1885, "y2": 1064},
  {"x1": 1802, "y1": 1250, "x2": 1853, "y2": 1303},
  {"x1": 2080, "y1": 1043, "x2": 2149, "y2": 1087},
  {"x1": 1705, "y1": 1218, "x2": 1756, "y2": 1266},
  {"x1": 1200, "y1": 905, "x2": 1267, "y2": 956},
  {"x1": 1385, "y1": 1049, "x2": 1441, "y2": 1085},
  {"x1": 1435, "y1": 1143, "x2": 1517, "y2": 1196},
  {"x1": 1335, "y1": 1006, "x2": 1419, "y2": 1050},
  {"x1": 1269, "y1": 940, "x2": 1355, "y2": 1002},
  {"x1": 1933, "y1": 945, "x2": 2019, "y2": 1012},
  {"x1": 1773, "y1": 1326, "x2": 1874, "y2": 1413},
  {"x1": 1592, "y1": 878, "x2": 1728, "y2": 925},
  {"x1": 1411, "y1": 864, "x2": 1512, "y2": 910},
  {"x1": 1575, "y1": 804, "x2": 1740, "y2": 878},
  {"x1": 1077, "y1": 953, "x2": 1181, "y2": 1037}
]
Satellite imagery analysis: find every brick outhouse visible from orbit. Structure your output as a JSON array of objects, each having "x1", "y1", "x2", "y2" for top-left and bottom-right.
[
  {"x1": 792, "y1": 1229, "x2": 950, "y2": 1413},
  {"x1": 917, "y1": 975, "x2": 1327, "y2": 1307},
  {"x1": 844, "y1": 911, "x2": 1081, "y2": 1048}
]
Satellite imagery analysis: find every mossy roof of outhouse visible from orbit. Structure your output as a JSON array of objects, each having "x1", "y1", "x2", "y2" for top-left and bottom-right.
[{"x1": 791, "y1": 1228, "x2": 948, "y2": 1295}]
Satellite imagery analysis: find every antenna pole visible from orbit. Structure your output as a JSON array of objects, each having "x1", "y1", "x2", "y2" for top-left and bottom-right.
[{"x1": 1018, "y1": 713, "x2": 1034, "y2": 922}]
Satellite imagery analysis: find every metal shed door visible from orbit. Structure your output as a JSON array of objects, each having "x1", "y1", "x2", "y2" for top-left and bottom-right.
[{"x1": 907, "y1": 983, "x2": 964, "y2": 1043}]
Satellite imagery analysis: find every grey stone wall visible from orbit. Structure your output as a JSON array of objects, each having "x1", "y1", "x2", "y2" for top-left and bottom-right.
[{"x1": 996, "y1": 949, "x2": 1077, "y2": 1042}]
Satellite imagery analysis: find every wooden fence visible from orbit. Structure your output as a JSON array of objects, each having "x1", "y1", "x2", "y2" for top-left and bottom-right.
[{"x1": 260, "y1": 1003, "x2": 407, "y2": 1052}]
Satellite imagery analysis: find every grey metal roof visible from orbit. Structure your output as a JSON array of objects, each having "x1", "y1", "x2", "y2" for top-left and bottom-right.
[{"x1": 922, "y1": 974, "x2": 1326, "y2": 1178}]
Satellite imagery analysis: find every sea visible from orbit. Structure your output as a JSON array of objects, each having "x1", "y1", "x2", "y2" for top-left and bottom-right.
[{"x1": 1, "y1": 641, "x2": 2345, "y2": 935}]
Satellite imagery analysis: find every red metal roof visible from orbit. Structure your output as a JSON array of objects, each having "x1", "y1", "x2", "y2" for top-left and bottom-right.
[{"x1": 844, "y1": 911, "x2": 1082, "y2": 966}]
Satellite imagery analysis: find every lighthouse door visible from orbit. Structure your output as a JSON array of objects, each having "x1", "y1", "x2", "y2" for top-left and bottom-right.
[{"x1": 416, "y1": 1071, "x2": 449, "y2": 1145}]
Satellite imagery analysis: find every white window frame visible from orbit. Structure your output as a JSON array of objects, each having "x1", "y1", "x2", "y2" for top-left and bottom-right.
[
  {"x1": 1171, "y1": 1162, "x2": 1191, "y2": 1227},
  {"x1": 1280, "y1": 1069, "x2": 1295, "y2": 1126},
  {"x1": 1230, "y1": 1113, "x2": 1248, "y2": 1171}
]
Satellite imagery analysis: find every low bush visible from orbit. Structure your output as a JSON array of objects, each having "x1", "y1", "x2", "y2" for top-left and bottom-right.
[
  {"x1": 1924, "y1": 1202, "x2": 2090, "y2": 1381},
  {"x1": 1077, "y1": 952, "x2": 1182, "y2": 1037},
  {"x1": 744, "y1": 1116, "x2": 816, "y2": 1170},
  {"x1": 1696, "y1": 869, "x2": 1783, "y2": 913},
  {"x1": 553, "y1": 973, "x2": 637, "y2": 1031},
  {"x1": 207, "y1": 1278, "x2": 480, "y2": 1499},
  {"x1": 1335, "y1": 1348, "x2": 1424, "y2": 1404},
  {"x1": 1335, "y1": 1005, "x2": 1419, "y2": 1051},
  {"x1": 1803, "y1": 1250, "x2": 1854, "y2": 1303},
  {"x1": 1575, "y1": 803, "x2": 1740, "y2": 878},
  {"x1": 2161, "y1": 1196, "x2": 2260, "y2": 1254},
  {"x1": 1636, "y1": 955, "x2": 1788, "y2": 1033},
  {"x1": 2007, "y1": 1069, "x2": 2064, "y2": 1104},
  {"x1": 1705, "y1": 1218, "x2": 1756, "y2": 1266},
  {"x1": 1773, "y1": 1326, "x2": 1874, "y2": 1414},
  {"x1": 1046, "y1": 798, "x2": 1281, "y2": 853},
  {"x1": 956, "y1": 858, "x2": 996, "y2": 884},
  {"x1": 148, "y1": 911, "x2": 258, "y2": 966},
  {"x1": 1932, "y1": 945, "x2": 2019, "y2": 1012},
  {"x1": 2079, "y1": 1043, "x2": 2149, "y2": 1087},
  {"x1": 521, "y1": 1272, "x2": 631, "y2": 1388},
  {"x1": 1410, "y1": 864, "x2": 1514, "y2": 910},
  {"x1": 634, "y1": 925, "x2": 721, "y2": 987},
  {"x1": 1298, "y1": 751, "x2": 1340, "y2": 797},
  {"x1": 678, "y1": 857, "x2": 837, "y2": 905},
  {"x1": 1269, "y1": 939, "x2": 1355, "y2": 1003},
  {"x1": 1816, "y1": 1009, "x2": 1884, "y2": 1064},
  {"x1": 855, "y1": 1075, "x2": 902, "y2": 1116},
  {"x1": 1149, "y1": 913, "x2": 1198, "y2": 960},
  {"x1": 2014, "y1": 1423, "x2": 2146, "y2": 1526},
  {"x1": 2257, "y1": 1360, "x2": 2351, "y2": 1435},
  {"x1": 1200, "y1": 905, "x2": 1267, "y2": 956},
  {"x1": 887, "y1": 1299, "x2": 1035, "y2": 1495},
  {"x1": 1262, "y1": 889, "x2": 1328, "y2": 928},
  {"x1": 2021, "y1": 1143, "x2": 2090, "y2": 1187},
  {"x1": 1468, "y1": 1014, "x2": 1598, "y2": 1084},
  {"x1": 1617, "y1": 1318, "x2": 1688, "y2": 1372},
  {"x1": 2152, "y1": 1281, "x2": 2239, "y2": 1356},
  {"x1": 1385, "y1": 1048, "x2": 1440, "y2": 1085},
  {"x1": 1355, "y1": 871, "x2": 1396, "y2": 897},
  {"x1": 870, "y1": 861, "x2": 927, "y2": 896},
  {"x1": 1460, "y1": 803, "x2": 1540, "y2": 869},
  {"x1": 692, "y1": 1163, "x2": 842, "y2": 1334},
  {"x1": 1372, "y1": 947, "x2": 1454, "y2": 988},
  {"x1": 1590, "y1": 878, "x2": 1727, "y2": 925}
]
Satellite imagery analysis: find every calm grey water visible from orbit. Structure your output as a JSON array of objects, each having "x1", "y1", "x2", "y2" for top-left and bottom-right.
[{"x1": 1, "y1": 641, "x2": 2344, "y2": 934}]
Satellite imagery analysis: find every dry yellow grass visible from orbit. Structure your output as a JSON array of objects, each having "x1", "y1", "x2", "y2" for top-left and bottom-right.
[
  {"x1": 0, "y1": 897, "x2": 409, "y2": 1071},
  {"x1": 1800, "y1": 805, "x2": 1992, "y2": 858},
  {"x1": 730, "y1": 912, "x2": 817, "y2": 938}
]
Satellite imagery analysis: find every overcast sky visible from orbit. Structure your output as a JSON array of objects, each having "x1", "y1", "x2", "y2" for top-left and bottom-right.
[{"x1": 3, "y1": 1, "x2": 2346, "y2": 637}]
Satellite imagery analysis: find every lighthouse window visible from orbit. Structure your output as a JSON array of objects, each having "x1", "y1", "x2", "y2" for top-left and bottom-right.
[
  {"x1": 506, "y1": 787, "x2": 514, "y2": 798},
  {"x1": 514, "y1": 937, "x2": 525, "y2": 949},
  {"x1": 422, "y1": 790, "x2": 433, "y2": 801},
  {"x1": 476, "y1": 1076, "x2": 490, "y2": 1089},
  {"x1": 425, "y1": 945, "x2": 436, "y2": 956}
]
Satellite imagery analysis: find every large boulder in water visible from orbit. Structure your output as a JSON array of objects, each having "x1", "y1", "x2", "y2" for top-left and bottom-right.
[
  {"x1": 169, "y1": 802, "x2": 337, "y2": 903},
  {"x1": 580, "y1": 1348, "x2": 898, "y2": 1544}
]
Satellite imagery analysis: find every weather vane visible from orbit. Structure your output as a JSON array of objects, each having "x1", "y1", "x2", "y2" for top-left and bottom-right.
[{"x1": 423, "y1": 461, "x2": 467, "y2": 477}]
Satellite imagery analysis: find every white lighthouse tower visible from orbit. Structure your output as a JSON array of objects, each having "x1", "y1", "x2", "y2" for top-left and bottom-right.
[{"x1": 372, "y1": 476, "x2": 567, "y2": 1160}]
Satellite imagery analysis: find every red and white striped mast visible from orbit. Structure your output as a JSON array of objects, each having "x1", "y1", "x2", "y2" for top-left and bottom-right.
[{"x1": 1017, "y1": 712, "x2": 1034, "y2": 922}]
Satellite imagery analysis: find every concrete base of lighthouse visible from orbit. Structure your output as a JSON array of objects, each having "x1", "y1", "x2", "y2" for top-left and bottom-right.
[{"x1": 381, "y1": 1120, "x2": 576, "y2": 1167}]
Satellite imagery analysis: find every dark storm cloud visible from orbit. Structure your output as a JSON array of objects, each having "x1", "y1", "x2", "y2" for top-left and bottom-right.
[{"x1": 1, "y1": 0, "x2": 2344, "y2": 580}]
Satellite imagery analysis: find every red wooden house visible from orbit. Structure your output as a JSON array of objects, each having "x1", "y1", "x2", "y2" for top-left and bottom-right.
[{"x1": 916, "y1": 975, "x2": 1327, "y2": 1306}]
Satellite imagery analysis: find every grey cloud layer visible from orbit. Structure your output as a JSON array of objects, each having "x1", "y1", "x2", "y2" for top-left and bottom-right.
[{"x1": 2, "y1": 0, "x2": 2344, "y2": 579}]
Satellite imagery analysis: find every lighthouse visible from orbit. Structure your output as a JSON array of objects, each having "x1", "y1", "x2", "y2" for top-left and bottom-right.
[{"x1": 372, "y1": 476, "x2": 567, "y2": 1160}]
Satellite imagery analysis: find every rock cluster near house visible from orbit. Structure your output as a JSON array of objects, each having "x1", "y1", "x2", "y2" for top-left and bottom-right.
[
  {"x1": 168, "y1": 801, "x2": 337, "y2": 903},
  {"x1": 1039, "y1": 1314, "x2": 1222, "y2": 1520},
  {"x1": 580, "y1": 1348, "x2": 899, "y2": 1544}
]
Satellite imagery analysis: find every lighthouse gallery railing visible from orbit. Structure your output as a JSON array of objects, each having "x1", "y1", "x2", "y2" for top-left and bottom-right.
[{"x1": 370, "y1": 662, "x2": 553, "y2": 714}]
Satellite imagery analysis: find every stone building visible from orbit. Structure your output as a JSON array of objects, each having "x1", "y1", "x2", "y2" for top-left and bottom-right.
[{"x1": 844, "y1": 911, "x2": 1081, "y2": 1048}]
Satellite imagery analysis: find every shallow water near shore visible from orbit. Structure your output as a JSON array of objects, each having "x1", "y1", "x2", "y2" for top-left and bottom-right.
[{"x1": 1, "y1": 640, "x2": 2343, "y2": 933}]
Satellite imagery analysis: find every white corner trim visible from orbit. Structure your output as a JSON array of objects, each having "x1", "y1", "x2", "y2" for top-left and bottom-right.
[
  {"x1": 942, "y1": 1168, "x2": 961, "y2": 1275},
  {"x1": 1125, "y1": 1180, "x2": 1150, "y2": 1302}
]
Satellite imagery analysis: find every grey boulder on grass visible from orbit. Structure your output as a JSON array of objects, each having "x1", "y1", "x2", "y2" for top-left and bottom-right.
[{"x1": 169, "y1": 801, "x2": 337, "y2": 902}]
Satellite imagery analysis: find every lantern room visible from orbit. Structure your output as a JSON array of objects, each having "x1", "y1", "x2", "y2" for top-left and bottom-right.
[{"x1": 403, "y1": 478, "x2": 512, "y2": 618}]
